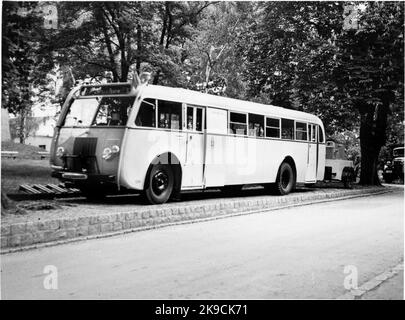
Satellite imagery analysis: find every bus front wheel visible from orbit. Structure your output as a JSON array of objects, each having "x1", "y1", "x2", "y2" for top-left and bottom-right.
[
  {"x1": 144, "y1": 164, "x2": 174, "y2": 204},
  {"x1": 274, "y1": 162, "x2": 295, "y2": 195}
]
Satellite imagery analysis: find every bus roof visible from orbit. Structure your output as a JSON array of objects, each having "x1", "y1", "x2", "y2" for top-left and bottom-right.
[{"x1": 139, "y1": 84, "x2": 323, "y2": 126}]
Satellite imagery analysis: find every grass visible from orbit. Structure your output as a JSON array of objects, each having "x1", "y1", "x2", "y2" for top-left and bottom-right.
[
  {"x1": 1, "y1": 142, "x2": 58, "y2": 194},
  {"x1": 1, "y1": 159, "x2": 59, "y2": 194},
  {"x1": 1, "y1": 141, "x2": 48, "y2": 159}
]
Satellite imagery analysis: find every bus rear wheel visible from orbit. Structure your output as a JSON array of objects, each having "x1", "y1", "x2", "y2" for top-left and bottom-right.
[
  {"x1": 342, "y1": 167, "x2": 355, "y2": 189},
  {"x1": 274, "y1": 162, "x2": 295, "y2": 195},
  {"x1": 145, "y1": 164, "x2": 174, "y2": 204}
]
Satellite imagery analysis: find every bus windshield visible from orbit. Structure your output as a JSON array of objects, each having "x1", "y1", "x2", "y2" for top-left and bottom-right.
[{"x1": 63, "y1": 96, "x2": 135, "y2": 127}]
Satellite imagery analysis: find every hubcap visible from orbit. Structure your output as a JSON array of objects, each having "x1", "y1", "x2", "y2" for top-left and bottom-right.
[
  {"x1": 152, "y1": 170, "x2": 169, "y2": 195},
  {"x1": 281, "y1": 169, "x2": 291, "y2": 190}
]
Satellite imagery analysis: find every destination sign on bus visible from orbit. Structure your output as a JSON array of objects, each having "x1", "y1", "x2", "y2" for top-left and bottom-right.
[{"x1": 80, "y1": 84, "x2": 132, "y2": 96}]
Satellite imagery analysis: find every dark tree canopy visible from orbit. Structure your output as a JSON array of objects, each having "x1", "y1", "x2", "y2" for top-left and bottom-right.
[
  {"x1": 239, "y1": 1, "x2": 404, "y2": 185},
  {"x1": 2, "y1": 1, "x2": 403, "y2": 184}
]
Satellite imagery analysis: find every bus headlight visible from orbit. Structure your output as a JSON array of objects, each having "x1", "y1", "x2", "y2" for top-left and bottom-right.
[
  {"x1": 56, "y1": 146, "x2": 65, "y2": 158},
  {"x1": 102, "y1": 145, "x2": 120, "y2": 160}
]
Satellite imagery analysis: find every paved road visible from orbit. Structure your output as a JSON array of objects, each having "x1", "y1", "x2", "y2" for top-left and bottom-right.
[{"x1": 1, "y1": 188, "x2": 403, "y2": 299}]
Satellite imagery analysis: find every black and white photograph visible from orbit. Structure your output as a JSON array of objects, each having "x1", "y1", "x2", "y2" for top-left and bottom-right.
[{"x1": 0, "y1": 0, "x2": 404, "y2": 305}]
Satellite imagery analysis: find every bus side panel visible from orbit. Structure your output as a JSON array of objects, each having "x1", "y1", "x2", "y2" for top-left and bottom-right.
[
  {"x1": 278, "y1": 141, "x2": 308, "y2": 183},
  {"x1": 118, "y1": 129, "x2": 186, "y2": 190},
  {"x1": 223, "y1": 138, "x2": 308, "y2": 185},
  {"x1": 204, "y1": 107, "x2": 228, "y2": 188},
  {"x1": 317, "y1": 144, "x2": 326, "y2": 181}
]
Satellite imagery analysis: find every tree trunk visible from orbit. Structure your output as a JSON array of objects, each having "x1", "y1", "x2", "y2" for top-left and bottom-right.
[
  {"x1": 1, "y1": 191, "x2": 15, "y2": 215},
  {"x1": 359, "y1": 139, "x2": 381, "y2": 185},
  {"x1": 153, "y1": 70, "x2": 161, "y2": 85},
  {"x1": 358, "y1": 97, "x2": 390, "y2": 185},
  {"x1": 99, "y1": 8, "x2": 119, "y2": 82},
  {"x1": 136, "y1": 24, "x2": 142, "y2": 74},
  {"x1": 19, "y1": 107, "x2": 26, "y2": 144}
]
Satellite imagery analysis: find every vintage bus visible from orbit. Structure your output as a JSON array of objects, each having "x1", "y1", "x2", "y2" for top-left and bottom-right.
[{"x1": 50, "y1": 75, "x2": 326, "y2": 204}]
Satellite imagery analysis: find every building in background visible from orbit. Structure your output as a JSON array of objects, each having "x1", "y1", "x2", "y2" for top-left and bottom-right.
[{"x1": 1, "y1": 108, "x2": 12, "y2": 141}]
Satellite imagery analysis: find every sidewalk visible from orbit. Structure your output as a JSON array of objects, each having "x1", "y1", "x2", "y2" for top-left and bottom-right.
[
  {"x1": 337, "y1": 261, "x2": 404, "y2": 300},
  {"x1": 1, "y1": 185, "x2": 396, "y2": 252},
  {"x1": 361, "y1": 270, "x2": 403, "y2": 300}
]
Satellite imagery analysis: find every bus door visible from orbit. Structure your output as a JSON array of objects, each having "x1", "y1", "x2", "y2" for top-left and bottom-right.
[
  {"x1": 305, "y1": 123, "x2": 318, "y2": 182},
  {"x1": 182, "y1": 105, "x2": 205, "y2": 188},
  {"x1": 204, "y1": 107, "x2": 228, "y2": 187}
]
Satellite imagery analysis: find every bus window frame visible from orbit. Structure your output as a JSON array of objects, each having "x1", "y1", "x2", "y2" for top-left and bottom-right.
[
  {"x1": 91, "y1": 96, "x2": 136, "y2": 127},
  {"x1": 309, "y1": 123, "x2": 317, "y2": 142},
  {"x1": 134, "y1": 98, "x2": 157, "y2": 128},
  {"x1": 281, "y1": 118, "x2": 295, "y2": 140},
  {"x1": 156, "y1": 99, "x2": 183, "y2": 132},
  {"x1": 248, "y1": 113, "x2": 265, "y2": 138},
  {"x1": 228, "y1": 110, "x2": 248, "y2": 136},
  {"x1": 184, "y1": 104, "x2": 205, "y2": 133},
  {"x1": 295, "y1": 121, "x2": 308, "y2": 141},
  {"x1": 318, "y1": 125, "x2": 325, "y2": 143},
  {"x1": 62, "y1": 95, "x2": 137, "y2": 128},
  {"x1": 265, "y1": 116, "x2": 281, "y2": 139}
]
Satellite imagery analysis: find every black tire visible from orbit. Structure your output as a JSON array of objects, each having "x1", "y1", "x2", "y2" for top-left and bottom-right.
[
  {"x1": 342, "y1": 167, "x2": 354, "y2": 189},
  {"x1": 274, "y1": 162, "x2": 296, "y2": 195},
  {"x1": 384, "y1": 174, "x2": 393, "y2": 183},
  {"x1": 144, "y1": 163, "x2": 174, "y2": 204}
]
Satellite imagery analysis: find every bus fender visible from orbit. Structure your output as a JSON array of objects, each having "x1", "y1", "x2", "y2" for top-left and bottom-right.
[{"x1": 144, "y1": 152, "x2": 182, "y2": 194}]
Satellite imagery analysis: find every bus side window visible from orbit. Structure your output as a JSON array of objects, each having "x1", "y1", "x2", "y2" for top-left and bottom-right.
[
  {"x1": 248, "y1": 113, "x2": 264, "y2": 137},
  {"x1": 318, "y1": 126, "x2": 324, "y2": 143},
  {"x1": 196, "y1": 108, "x2": 203, "y2": 131},
  {"x1": 295, "y1": 122, "x2": 308, "y2": 141},
  {"x1": 186, "y1": 107, "x2": 193, "y2": 130},
  {"x1": 281, "y1": 119, "x2": 294, "y2": 140},
  {"x1": 265, "y1": 117, "x2": 280, "y2": 138},
  {"x1": 135, "y1": 98, "x2": 156, "y2": 127},
  {"x1": 310, "y1": 124, "x2": 317, "y2": 142},
  {"x1": 94, "y1": 96, "x2": 135, "y2": 126},
  {"x1": 229, "y1": 112, "x2": 247, "y2": 135},
  {"x1": 158, "y1": 100, "x2": 182, "y2": 130}
]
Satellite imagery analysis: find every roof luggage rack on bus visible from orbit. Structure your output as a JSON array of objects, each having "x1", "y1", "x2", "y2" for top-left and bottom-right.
[{"x1": 77, "y1": 72, "x2": 152, "y2": 96}]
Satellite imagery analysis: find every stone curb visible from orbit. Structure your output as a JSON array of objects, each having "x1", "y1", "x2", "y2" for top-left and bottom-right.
[
  {"x1": 1, "y1": 187, "x2": 392, "y2": 253},
  {"x1": 336, "y1": 261, "x2": 404, "y2": 300}
]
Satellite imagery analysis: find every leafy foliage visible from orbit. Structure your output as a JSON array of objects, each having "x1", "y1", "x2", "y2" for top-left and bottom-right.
[
  {"x1": 2, "y1": 1, "x2": 403, "y2": 184},
  {"x1": 2, "y1": 2, "x2": 54, "y2": 142},
  {"x1": 239, "y1": 1, "x2": 404, "y2": 184}
]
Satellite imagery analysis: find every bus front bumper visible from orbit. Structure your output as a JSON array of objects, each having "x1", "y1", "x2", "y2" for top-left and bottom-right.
[{"x1": 51, "y1": 170, "x2": 116, "y2": 185}]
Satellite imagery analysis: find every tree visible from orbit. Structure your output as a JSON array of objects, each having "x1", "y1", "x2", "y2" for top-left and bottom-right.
[
  {"x1": 336, "y1": 2, "x2": 404, "y2": 185},
  {"x1": 52, "y1": 1, "x2": 212, "y2": 87},
  {"x1": 239, "y1": 2, "x2": 349, "y2": 117},
  {"x1": 151, "y1": 1, "x2": 214, "y2": 86},
  {"x1": 51, "y1": 2, "x2": 149, "y2": 82},
  {"x1": 2, "y1": 2, "x2": 54, "y2": 143},
  {"x1": 182, "y1": 1, "x2": 252, "y2": 98},
  {"x1": 239, "y1": 1, "x2": 404, "y2": 185}
]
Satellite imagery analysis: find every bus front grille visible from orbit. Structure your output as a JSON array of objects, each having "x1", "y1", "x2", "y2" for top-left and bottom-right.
[{"x1": 64, "y1": 137, "x2": 99, "y2": 174}]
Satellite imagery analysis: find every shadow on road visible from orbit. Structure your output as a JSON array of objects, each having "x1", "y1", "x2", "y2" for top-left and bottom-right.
[{"x1": 59, "y1": 183, "x2": 349, "y2": 206}]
